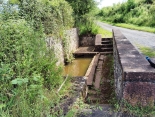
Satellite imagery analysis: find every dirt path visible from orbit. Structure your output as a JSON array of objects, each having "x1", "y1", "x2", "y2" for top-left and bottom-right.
[{"x1": 97, "y1": 22, "x2": 155, "y2": 60}]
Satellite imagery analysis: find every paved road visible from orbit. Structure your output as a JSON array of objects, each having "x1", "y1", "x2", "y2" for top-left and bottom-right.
[{"x1": 97, "y1": 22, "x2": 155, "y2": 60}]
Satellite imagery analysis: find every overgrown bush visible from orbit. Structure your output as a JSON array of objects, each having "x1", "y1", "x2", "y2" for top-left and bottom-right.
[
  {"x1": 10, "y1": 0, "x2": 74, "y2": 36},
  {"x1": 65, "y1": 0, "x2": 98, "y2": 35},
  {"x1": 98, "y1": 0, "x2": 155, "y2": 27},
  {"x1": 0, "y1": 18, "x2": 63, "y2": 116}
]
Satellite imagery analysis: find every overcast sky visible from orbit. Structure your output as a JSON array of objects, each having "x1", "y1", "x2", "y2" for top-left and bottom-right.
[{"x1": 96, "y1": 0, "x2": 126, "y2": 9}]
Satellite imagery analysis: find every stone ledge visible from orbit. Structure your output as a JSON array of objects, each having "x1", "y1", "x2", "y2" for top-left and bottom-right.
[
  {"x1": 113, "y1": 29, "x2": 155, "y2": 106},
  {"x1": 113, "y1": 29, "x2": 155, "y2": 76}
]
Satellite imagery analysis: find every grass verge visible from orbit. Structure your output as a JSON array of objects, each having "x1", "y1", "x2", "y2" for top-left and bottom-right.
[
  {"x1": 94, "y1": 25, "x2": 112, "y2": 38},
  {"x1": 115, "y1": 23, "x2": 155, "y2": 33},
  {"x1": 101, "y1": 20, "x2": 155, "y2": 33},
  {"x1": 137, "y1": 45, "x2": 155, "y2": 57},
  {"x1": 79, "y1": 22, "x2": 112, "y2": 38}
]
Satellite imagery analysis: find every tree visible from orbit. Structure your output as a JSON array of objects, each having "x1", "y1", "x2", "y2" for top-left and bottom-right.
[
  {"x1": 65, "y1": 0, "x2": 97, "y2": 26},
  {"x1": 9, "y1": 0, "x2": 74, "y2": 35}
]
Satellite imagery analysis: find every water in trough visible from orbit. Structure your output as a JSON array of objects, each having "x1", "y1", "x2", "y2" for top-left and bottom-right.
[{"x1": 63, "y1": 58, "x2": 92, "y2": 77}]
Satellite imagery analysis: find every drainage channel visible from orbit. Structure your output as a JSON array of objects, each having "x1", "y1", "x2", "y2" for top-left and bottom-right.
[
  {"x1": 60, "y1": 37, "x2": 115, "y2": 116},
  {"x1": 85, "y1": 54, "x2": 114, "y2": 104}
]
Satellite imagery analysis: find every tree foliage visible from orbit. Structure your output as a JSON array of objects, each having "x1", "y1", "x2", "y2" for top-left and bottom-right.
[
  {"x1": 98, "y1": 0, "x2": 155, "y2": 27},
  {"x1": 9, "y1": 0, "x2": 74, "y2": 36},
  {"x1": 65, "y1": 0, "x2": 97, "y2": 31}
]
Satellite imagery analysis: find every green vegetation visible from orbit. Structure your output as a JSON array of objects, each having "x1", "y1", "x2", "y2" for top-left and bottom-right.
[
  {"x1": 0, "y1": 0, "x2": 107, "y2": 116},
  {"x1": 111, "y1": 99, "x2": 155, "y2": 117},
  {"x1": 98, "y1": 0, "x2": 155, "y2": 32},
  {"x1": 0, "y1": 0, "x2": 74, "y2": 116},
  {"x1": 65, "y1": 0, "x2": 97, "y2": 27},
  {"x1": 79, "y1": 22, "x2": 112, "y2": 37},
  {"x1": 122, "y1": 100, "x2": 155, "y2": 117},
  {"x1": 66, "y1": 0, "x2": 102, "y2": 35},
  {"x1": 95, "y1": 26, "x2": 112, "y2": 37},
  {"x1": 138, "y1": 45, "x2": 155, "y2": 57},
  {"x1": 115, "y1": 23, "x2": 155, "y2": 33},
  {"x1": 0, "y1": 18, "x2": 63, "y2": 117}
]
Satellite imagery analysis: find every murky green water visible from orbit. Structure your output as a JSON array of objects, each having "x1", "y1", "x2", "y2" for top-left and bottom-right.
[{"x1": 63, "y1": 58, "x2": 92, "y2": 77}]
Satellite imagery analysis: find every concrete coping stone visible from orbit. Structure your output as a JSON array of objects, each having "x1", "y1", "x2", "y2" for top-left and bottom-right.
[{"x1": 113, "y1": 29, "x2": 155, "y2": 81}]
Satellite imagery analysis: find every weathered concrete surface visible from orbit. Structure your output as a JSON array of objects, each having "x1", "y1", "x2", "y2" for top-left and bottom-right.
[
  {"x1": 95, "y1": 34, "x2": 102, "y2": 45},
  {"x1": 113, "y1": 29, "x2": 155, "y2": 106},
  {"x1": 46, "y1": 28, "x2": 79, "y2": 65},
  {"x1": 79, "y1": 34, "x2": 95, "y2": 46},
  {"x1": 65, "y1": 28, "x2": 79, "y2": 53},
  {"x1": 46, "y1": 37, "x2": 64, "y2": 66},
  {"x1": 94, "y1": 55, "x2": 105, "y2": 89},
  {"x1": 86, "y1": 54, "x2": 99, "y2": 85},
  {"x1": 123, "y1": 82, "x2": 155, "y2": 106}
]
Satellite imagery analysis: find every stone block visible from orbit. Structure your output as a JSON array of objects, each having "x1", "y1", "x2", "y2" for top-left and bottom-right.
[{"x1": 123, "y1": 82, "x2": 155, "y2": 106}]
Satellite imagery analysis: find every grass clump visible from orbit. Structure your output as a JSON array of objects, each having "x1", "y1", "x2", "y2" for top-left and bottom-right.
[
  {"x1": 122, "y1": 100, "x2": 155, "y2": 117},
  {"x1": 137, "y1": 45, "x2": 155, "y2": 57},
  {"x1": 110, "y1": 98, "x2": 155, "y2": 117},
  {"x1": 79, "y1": 22, "x2": 112, "y2": 37},
  {"x1": 0, "y1": 19, "x2": 64, "y2": 117}
]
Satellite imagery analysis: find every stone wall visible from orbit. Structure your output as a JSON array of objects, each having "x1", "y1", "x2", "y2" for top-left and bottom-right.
[
  {"x1": 46, "y1": 28, "x2": 79, "y2": 65},
  {"x1": 113, "y1": 29, "x2": 155, "y2": 106},
  {"x1": 46, "y1": 37, "x2": 64, "y2": 66},
  {"x1": 64, "y1": 28, "x2": 79, "y2": 61},
  {"x1": 79, "y1": 34, "x2": 95, "y2": 46},
  {"x1": 65, "y1": 28, "x2": 79, "y2": 52}
]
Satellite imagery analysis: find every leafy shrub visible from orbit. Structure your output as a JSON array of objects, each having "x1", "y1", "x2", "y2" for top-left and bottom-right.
[
  {"x1": 0, "y1": 19, "x2": 63, "y2": 116},
  {"x1": 98, "y1": 0, "x2": 155, "y2": 27}
]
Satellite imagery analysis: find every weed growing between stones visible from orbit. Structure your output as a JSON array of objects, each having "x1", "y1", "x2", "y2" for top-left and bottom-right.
[{"x1": 121, "y1": 100, "x2": 155, "y2": 117}]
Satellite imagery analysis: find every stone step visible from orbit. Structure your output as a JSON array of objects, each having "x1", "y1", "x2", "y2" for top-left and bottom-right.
[
  {"x1": 100, "y1": 51, "x2": 113, "y2": 55},
  {"x1": 101, "y1": 40, "x2": 112, "y2": 44},
  {"x1": 101, "y1": 44, "x2": 113, "y2": 46},
  {"x1": 73, "y1": 52, "x2": 113, "y2": 56},
  {"x1": 100, "y1": 48, "x2": 113, "y2": 51},
  {"x1": 102, "y1": 38, "x2": 113, "y2": 41}
]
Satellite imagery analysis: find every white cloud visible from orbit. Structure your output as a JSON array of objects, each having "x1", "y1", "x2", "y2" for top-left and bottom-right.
[{"x1": 96, "y1": 0, "x2": 126, "y2": 9}]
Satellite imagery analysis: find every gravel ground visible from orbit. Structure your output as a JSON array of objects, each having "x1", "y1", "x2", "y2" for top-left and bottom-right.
[{"x1": 97, "y1": 21, "x2": 155, "y2": 60}]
